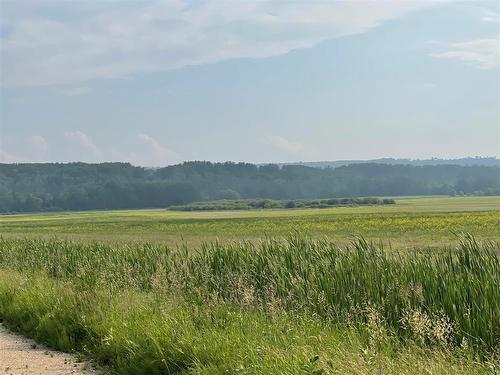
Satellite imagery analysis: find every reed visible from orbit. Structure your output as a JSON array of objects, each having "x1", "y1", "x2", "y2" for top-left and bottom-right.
[{"x1": 1, "y1": 234, "x2": 498, "y2": 352}]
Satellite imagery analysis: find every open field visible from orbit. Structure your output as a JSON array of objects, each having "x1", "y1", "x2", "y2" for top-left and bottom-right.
[
  {"x1": 1, "y1": 196, "x2": 499, "y2": 248},
  {"x1": 1, "y1": 196, "x2": 499, "y2": 374}
]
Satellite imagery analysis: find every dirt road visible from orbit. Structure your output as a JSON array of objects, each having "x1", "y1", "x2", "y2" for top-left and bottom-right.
[{"x1": 0, "y1": 324, "x2": 97, "y2": 375}]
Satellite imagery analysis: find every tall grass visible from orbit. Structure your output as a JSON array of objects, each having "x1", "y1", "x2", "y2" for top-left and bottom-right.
[
  {"x1": 0, "y1": 234, "x2": 498, "y2": 353},
  {"x1": 4, "y1": 270, "x2": 496, "y2": 375}
]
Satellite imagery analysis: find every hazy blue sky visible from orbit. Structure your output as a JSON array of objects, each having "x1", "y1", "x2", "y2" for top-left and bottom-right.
[{"x1": 1, "y1": 0, "x2": 499, "y2": 165}]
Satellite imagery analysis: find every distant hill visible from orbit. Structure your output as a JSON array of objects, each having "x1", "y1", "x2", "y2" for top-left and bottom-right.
[
  {"x1": 1, "y1": 161, "x2": 499, "y2": 213},
  {"x1": 278, "y1": 157, "x2": 500, "y2": 169}
]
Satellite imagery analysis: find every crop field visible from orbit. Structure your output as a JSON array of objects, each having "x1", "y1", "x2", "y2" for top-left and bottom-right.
[
  {"x1": 0, "y1": 196, "x2": 499, "y2": 374},
  {"x1": 1, "y1": 196, "x2": 499, "y2": 248}
]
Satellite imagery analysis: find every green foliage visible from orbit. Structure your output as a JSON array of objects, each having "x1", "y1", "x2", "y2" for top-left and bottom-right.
[
  {"x1": 1, "y1": 196, "x2": 499, "y2": 249},
  {"x1": 2, "y1": 271, "x2": 495, "y2": 375},
  {"x1": 168, "y1": 197, "x2": 395, "y2": 211},
  {"x1": 1, "y1": 161, "x2": 499, "y2": 212},
  {"x1": 1, "y1": 235, "x2": 498, "y2": 352},
  {"x1": 0, "y1": 198, "x2": 498, "y2": 374}
]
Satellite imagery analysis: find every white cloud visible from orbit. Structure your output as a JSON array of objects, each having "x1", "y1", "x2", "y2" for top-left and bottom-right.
[
  {"x1": 266, "y1": 135, "x2": 306, "y2": 154},
  {"x1": 0, "y1": 1, "x2": 440, "y2": 87},
  {"x1": 26, "y1": 134, "x2": 48, "y2": 153},
  {"x1": 25, "y1": 134, "x2": 49, "y2": 161},
  {"x1": 128, "y1": 134, "x2": 180, "y2": 166},
  {"x1": 0, "y1": 149, "x2": 19, "y2": 163},
  {"x1": 430, "y1": 37, "x2": 500, "y2": 69},
  {"x1": 1, "y1": 135, "x2": 49, "y2": 163},
  {"x1": 64, "y1": 130, "x2": 97, "y2": 150},
  {"x1": 479, "y1": 8, "x2": 500, "y2": 23},
  {"x1": 62, "y1": 130, "x2": 103, "y2": 162},
  {"x1": 0, "y1": 132, "x2": 180, "y2": 165}
]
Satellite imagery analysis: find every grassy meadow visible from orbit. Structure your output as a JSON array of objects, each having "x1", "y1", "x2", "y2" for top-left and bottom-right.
[
  {"x1": 0, "y1": 195, "x2": 499, "y2": 374},
  {"x1": 1, "y1": 196, "x2": 499, "y2": 248}
]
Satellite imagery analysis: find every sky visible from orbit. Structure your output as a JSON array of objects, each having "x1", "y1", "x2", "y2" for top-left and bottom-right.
[{"x1": 0, "y1": 0, "x2": 499, "y2": 166}]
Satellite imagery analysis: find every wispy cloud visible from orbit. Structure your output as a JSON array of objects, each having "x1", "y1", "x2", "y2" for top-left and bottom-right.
[
  {"x1": 64, "y1": 130, "x2": 97, "y2": 150},
  {"x1": 0, "y1": 149, "x2": 18, "y2": 163},
  {"x1": 430, "y1": 37, "x2": 499, "y2": 69},
  {"x1": 480, "y1": 9, "x2": 500, "y2": 23},
  {"x1": 1, "y1": 135, "x2": 49, "y2": 162},
  {"x1": 63, "y1": 130, "x2": 102, "y2": 161},
  {"x1": 26, "y1": 134, "x2": 48, "y2": 153},
  {"x1": 0, "y1": 1, "x2": 440, "y2": 87},
  {"x1": 266, "y1": 135, "x2": 306, "y2": 154},
  {"x1": 26, "y1": 135, "x2": 49, "y2": 162},
  {"x1": 129, "y1": 134, "x2": 180, "y2": 166},
  {"x1": 1, "y1": 132, "x2": 180, "y2": 166}
]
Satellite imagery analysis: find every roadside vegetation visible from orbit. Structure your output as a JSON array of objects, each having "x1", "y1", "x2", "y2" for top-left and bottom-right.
[
  {"x1": 0, "y1": 234, "x2": 498, "y2": 374},
  {"x1": 168, "y1": 197, "x2": 395, "y2": 211}
]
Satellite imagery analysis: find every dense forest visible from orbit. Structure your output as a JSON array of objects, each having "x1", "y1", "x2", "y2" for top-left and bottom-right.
[
  {"x1": 0, "y1": 162, "x2": 499, "y2": 212},
  {"x1": 283, "y1": 157, "x2": 500, "y2": 169}
]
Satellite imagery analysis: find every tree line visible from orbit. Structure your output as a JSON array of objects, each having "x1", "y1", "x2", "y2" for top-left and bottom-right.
[
  {"x1": 0, "y1": 161, "x2": 498, "y2": 212},
  {"x1": 168, "y1": 197, "x2": 396, "y2": 211}
]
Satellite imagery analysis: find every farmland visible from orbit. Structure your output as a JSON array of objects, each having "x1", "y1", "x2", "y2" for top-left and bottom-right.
[
  {"x1": 0, "y1": 195, "x2": 499, "y2": 374},
  {"x1": 2, "y1": 0, "x2": 499, "y2": 372},
  {"x1": 1, "y1": 196, "x2": 499, "y2": 248}
]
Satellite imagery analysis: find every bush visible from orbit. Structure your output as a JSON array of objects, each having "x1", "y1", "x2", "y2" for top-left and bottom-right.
[{"x1": 326, "y1": 198, "x2": 339, "y2": 205}]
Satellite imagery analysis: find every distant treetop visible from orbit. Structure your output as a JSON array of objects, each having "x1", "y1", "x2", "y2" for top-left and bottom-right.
[{"x1": 0, "y1": 161, "x2": 498, "y2": 213}]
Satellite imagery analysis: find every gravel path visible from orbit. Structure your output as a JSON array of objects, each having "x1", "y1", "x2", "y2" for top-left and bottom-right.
[{"x1": 0, "y1": 324, "x2": 98, "y2": 375}]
